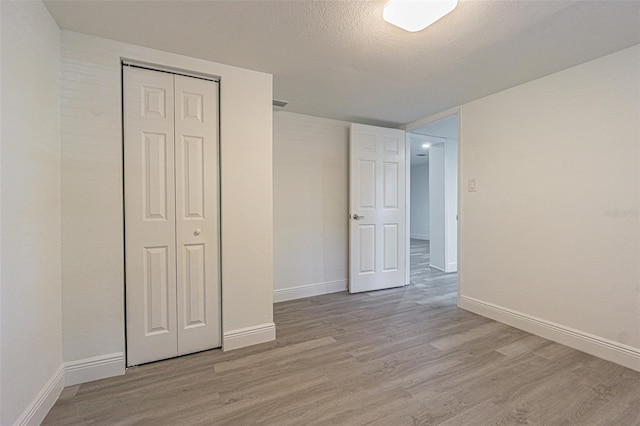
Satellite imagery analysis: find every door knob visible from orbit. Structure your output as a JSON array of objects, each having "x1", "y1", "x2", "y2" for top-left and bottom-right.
[
  {"x1": 193, "y1": 228, "x2": 202, "y2": 236},
  {"x1": 352, "y1": 214, "x2": 365, "y2": 220}
]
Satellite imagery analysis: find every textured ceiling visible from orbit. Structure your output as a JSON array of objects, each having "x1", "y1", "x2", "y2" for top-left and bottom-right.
[{"x1": 44, "y1": 0, "x2": 640, "y2": 127}]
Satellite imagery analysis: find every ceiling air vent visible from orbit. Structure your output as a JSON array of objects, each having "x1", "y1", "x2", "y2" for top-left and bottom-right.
[{"x1": 272, "y1": 99, "x2": 288, "y2": 108}]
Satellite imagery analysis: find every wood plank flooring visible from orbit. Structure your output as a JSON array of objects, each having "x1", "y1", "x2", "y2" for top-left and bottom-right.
[{"x1": 43, "y1": 239, "x2": 640, "y2": 425}]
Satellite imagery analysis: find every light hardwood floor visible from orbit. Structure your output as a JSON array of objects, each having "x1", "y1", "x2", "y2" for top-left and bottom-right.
[{"x1": 44, "y1": 239, "x2": 640, "y2": 425}]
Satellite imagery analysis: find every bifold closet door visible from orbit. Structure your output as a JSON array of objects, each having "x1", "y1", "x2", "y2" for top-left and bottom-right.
[
  {"x1": 124, "y1": 67, "x2": 178, "y2": 366},
  {"x1": 124, "y1": 66, "x2": 220, "y2": 367},
  {"x1": 174, "y1": 74, "x2": 221, "y2": 356}
]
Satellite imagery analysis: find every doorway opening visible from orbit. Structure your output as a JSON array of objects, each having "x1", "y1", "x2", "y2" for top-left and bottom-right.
[{"x1": 408, "y1": 113, "x2": 458, "y2": 298}]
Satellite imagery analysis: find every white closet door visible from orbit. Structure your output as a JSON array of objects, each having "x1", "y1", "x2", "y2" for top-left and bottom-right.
[
  {"x1": 125, "y1": 67, "x2": 221, "y2": 366},
  {"x1": 124, "y1": 66, "x2": 178, "y2": 366},
  {"x1": 174, "y1": 75, "x2": 221, "y2": 355}
]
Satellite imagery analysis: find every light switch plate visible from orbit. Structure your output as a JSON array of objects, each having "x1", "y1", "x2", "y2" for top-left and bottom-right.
[{"x1": 468, "y1": 179, "x2": 477, "y2": 192}]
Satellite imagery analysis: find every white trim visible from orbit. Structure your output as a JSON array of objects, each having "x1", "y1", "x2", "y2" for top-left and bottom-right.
[
  {"x1": 121, "y1": 59, "x2": 220, "y2": 82},
  {"x1": 273, "y1": 280, "x2": 347, "y2": 303},
  {"x1": 410, "y1": 233, "x2": 429, "y2": 241},
  {"x1": 223, "y1": 323, "x2": 276, "y2": 352},
  {"x1": 15, "y1": 365, "x2": 64, "y2": 426},
  {"x1": 456, "y1": 107, "x2": 464, "y2": 301},
  {"x1": 405, "y1": 133, "x2": 411, "y2": 286},
  {"x1": 445, "y1": 261, "x2": 457, "y2": 273},
  {"x1": 459, "y1": 295, "x2": 640, "y2": 372},
  {"x1": 64, "y1": 353, "x2": 125, "y2": 387}
]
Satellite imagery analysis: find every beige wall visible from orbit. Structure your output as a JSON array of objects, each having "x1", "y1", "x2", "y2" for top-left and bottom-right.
[
  {"x1": 60, "y1": 31, "x2": 274, "y2": 370},
  {"x1": 1, "y1": 1, "x2": 63, "y2": 423},
  {"x1": 273, "y1": 112, "x2": 349, "y2": 301},
  {"x1": 459, "y1": 44, "x2": 640, "y2": 370}
]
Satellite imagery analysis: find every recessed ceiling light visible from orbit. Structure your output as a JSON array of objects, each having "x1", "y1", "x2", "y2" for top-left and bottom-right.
[
  {"x1": 383, "y1": 0, "x2": 458, "y2": 33},
  {"x1": 422, "y1": 143, "x2": 430, "y2": 148}
]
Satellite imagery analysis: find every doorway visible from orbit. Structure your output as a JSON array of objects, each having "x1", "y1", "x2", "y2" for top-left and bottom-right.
[
  {"x1": 408, "y1": 113, "x2": 458, "y2": 288},
  {"x1": 123, "y1": 65, "x2": 222, "y2": 366}
]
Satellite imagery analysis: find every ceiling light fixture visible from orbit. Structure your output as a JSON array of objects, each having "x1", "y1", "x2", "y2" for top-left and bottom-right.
[
  {"x1": 422, "y1": 143, "x2": 430, "y2": 148},
  {"x1": 383, "y1": 0, "x2": 458, "y2": 32}
]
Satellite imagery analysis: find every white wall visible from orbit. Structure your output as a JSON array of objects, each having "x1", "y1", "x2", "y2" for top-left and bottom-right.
[
  {"x1": 1, "y1": 1, "x2": 63, "y2": 424},
  {"x1": 60, "y1": 31, "x2": 274, "y2": 374},
  {"x1": 410, "y1": 163, "x2": 430, "y2": 240},
  {"x1": 429, "y1": 145, "x2": 445, "y2": 270},
  {"x1": 459, "y1": 44, "x2": 640, "y2": 370},
  {"x1": 444, "y1": 138, "x2": 458, "y2": 272},
  {"x1": 273, "y1": 112, "x2": 349, "y2": 302}
]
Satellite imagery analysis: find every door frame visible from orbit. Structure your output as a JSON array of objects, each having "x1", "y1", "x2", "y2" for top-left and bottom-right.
[
  {"x1": 402, "y1": 106, "x2": 462, "y2": 303},
  {"x1": 121, "y1": 60, "x2": 223, "y2": 366}
]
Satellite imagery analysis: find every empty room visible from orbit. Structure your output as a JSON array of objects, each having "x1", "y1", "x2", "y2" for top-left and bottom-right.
[{"x1": 1, "y1": 0, "x2": 639, "y2": 424}]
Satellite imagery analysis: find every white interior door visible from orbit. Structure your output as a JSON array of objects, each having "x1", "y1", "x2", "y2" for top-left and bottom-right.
[
  {"x1": 349, "y1": 123, "x2": 406, "y2": 293},
  {"x1": 124, "y1": 66, "x2": 220, "y2": 366}
]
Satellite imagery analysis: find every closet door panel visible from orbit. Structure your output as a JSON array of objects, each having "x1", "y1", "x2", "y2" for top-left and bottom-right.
[
  {"x1": 174, "y1": 74, "x2": 221, "y2": 355},
  {"x1": 124, "y1": 67, "x2": 178, "y2": 366}
]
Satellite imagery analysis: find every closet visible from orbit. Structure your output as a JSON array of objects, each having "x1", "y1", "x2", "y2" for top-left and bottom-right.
[{"x1": 123, "y1": 65, "x2": 221, "y2": 366}]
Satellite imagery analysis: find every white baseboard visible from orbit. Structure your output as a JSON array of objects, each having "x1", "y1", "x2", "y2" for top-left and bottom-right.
[
  {"x1": 64, "y1": 352, "x2": 125, "y2": 387},
  {"x1": 223, "y1": 322, "x2": 276, "y2": 351},
  {"x1": 273, "y1": 279, "x2": 348, "y2": 303},
  {"x1": 459, "y1": 295, "x2": 640, "y2": 372},
  {"x1": 410, "y1": 233, "x2": 429, "y2": 240},
  {"x1": 15, "y1": 364, "x2": 64, "y2": 426},
  {"x1": 445, "y1": 262, "x2": 457, "y2": 273}
]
